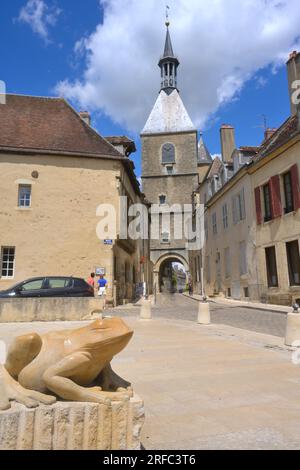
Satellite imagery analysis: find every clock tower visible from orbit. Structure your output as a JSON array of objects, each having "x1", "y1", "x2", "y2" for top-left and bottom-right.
[{"x1": 141, "y1": 21, "x2": 199, "y2": 292}]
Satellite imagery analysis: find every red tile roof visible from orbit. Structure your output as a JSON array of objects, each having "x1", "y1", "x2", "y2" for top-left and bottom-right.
[
  {"x1": 0, "y1": 94, "x2": 121, "y2": 158},
  {"x1": 255, "y1": 114, "x2": 299, "y2": 161}
]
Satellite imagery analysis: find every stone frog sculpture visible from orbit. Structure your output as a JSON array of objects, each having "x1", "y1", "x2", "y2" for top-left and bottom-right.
[{"x1": 0, "y1": 317, "x2": 134, "y2": 411}]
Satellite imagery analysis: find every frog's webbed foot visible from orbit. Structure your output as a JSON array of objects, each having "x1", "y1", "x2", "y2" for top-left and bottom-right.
[
  {"x1": 96, "y1": 363, "x2": 133, "y2": 397},
  {"x1": 0, "y1": 365, "x2": 56, "y2": 411}
]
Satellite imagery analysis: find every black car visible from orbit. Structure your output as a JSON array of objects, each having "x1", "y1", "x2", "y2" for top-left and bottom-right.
[{"x1": 0, "y1": 277, "x2": 94, "y2": 298}]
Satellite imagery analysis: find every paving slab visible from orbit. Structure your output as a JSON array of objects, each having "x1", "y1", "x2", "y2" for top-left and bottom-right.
[{"x1": 0, "y1": 317, "x2": 299, "y2": 450}]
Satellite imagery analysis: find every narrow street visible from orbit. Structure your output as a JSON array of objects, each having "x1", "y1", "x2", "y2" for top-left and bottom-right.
[{"x1": 110, "y1": 293, "x2": 287, "y2": 338}]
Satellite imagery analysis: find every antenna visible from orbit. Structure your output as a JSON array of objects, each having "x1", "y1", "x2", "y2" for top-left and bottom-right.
[{"x1": 254, "y1": 114, "x2": 268, "y2": 132}]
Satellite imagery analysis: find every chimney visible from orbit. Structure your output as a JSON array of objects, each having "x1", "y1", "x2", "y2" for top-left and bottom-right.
[
  {"x1": 287, "y1": 51, "x2": 300, "y2": 116},
  {"x1": 220, "y1": 125, "x2": 236, "y2": 163},
  {"x1": 264, "y1": 128, "x2": 277, "y2": 142},
  {"x1": 79, "y1": 111, "x2": 91, "y2": 126}
]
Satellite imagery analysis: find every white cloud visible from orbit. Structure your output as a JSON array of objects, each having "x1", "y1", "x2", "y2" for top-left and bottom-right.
[
  {"x1": 18, "y1": 0, "x2": 61, "y2": 42},
  {"x1": 56, "y1": 0, "x2": 300, "y2": 132}
]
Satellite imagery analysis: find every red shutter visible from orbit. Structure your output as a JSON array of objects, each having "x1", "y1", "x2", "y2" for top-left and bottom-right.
[
  {"x1": 291, "y1": 164, "x2": 300, "y2": 210},
  {"x1": 255, "y1": 187, "x2": 263, "y2": 225},
  {"x1": 270, "y1": 175, "x2": 282, "y2": 218}
]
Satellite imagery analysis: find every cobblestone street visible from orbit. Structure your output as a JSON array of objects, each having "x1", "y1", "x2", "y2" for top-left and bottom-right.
[{"x1": 109, "y1": 294, "x2": 287, "y2": 338}]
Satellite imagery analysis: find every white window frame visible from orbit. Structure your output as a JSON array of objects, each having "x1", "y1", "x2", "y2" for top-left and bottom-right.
[
  {"x1": 1, "y1": 246, "x2": 16, "y2": 279},
  {"x1": 18, "y1": 184, "x2": 32, "y2": 208}
]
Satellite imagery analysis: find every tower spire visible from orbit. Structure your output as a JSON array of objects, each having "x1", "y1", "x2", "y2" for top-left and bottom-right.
[{"x1": 158, "y1": 10, "x2": 179, "y2": 95}]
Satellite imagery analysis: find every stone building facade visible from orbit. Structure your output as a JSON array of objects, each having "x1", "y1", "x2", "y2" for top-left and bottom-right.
[
  {"x1": 0, "y1": 95, "x2": 152, "y2": 305},
  {"x1": 190, "y1": 51, "x2": 300, "y2": 306},
  {"x1": 141, "y1": 23, "x2": 203, "y2": 292}
]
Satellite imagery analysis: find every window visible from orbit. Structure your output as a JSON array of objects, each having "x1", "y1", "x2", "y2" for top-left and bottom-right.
[
  {"x1": 227, "y1": 288, "x2": 231, "y2": 298},
  {"x1": 224, "y1": 247, "x2": 231, "y2": 279},
  {"x1": 166, "y1": 166, "x2": 174, "y2": 175},
  {"x1": 161, "y1": 232, "x2": 170, "y2": 243},
  {"x1": 1, "y1": 247, "x2": 15, "y2": 278},
  {"x1": 48, "y1": 278, "x2": 72, "y2": 289},
  {"x1": 263, "y1": 183, "x2": 272, "y2": 222},
  {"x1": 265, "y1": 246, "x2": 279, "y2": 287},
  {"x1": 244, "y1": 287, "x2": 249, "y2": 298},
  {"x1": 283, "y1": 171, "x2": 294, "y2": 214},
  {"x1": 21, "y1": 279, "x2": 44, "y2": 291},
  {"x1": 212, "y1": 213, "x2": 217, "y2": 235},
  {"x1": 286, "y1": 240, "x2": 300, "y2": 286},
  {"x1": 232, "y1": 188, "x2": 246, "y2": 224},
  {"x1": 222, "y1": 203, "x2": 228, "y2": 229},
  {"x1": 159, "y1": 195, "x2": 166, "y2": 205},
  {"x1": 18, "y1": 185, "x2": 31, "y2": 208},
  {"x1": 239, "y1": 241, "x2": 247, "y2": 276},
  {"x1": 162, "y1": 143, "x2": 175, "y2": 164}
]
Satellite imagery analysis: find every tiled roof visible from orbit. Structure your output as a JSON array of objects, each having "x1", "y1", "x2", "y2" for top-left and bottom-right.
[
  {"x1": 255, "y1": 114, "x2": 299, "y2": 161},
  {"x1": 239, "y1": 146, "x2": 260, "y2": 153},
  {"x1": 0, "y1": 94, "x2": 121, "y2": 158},
  {"x1": 207, "y1": 156, "x2": 223, "y2": 178},
  {"x1": 198, "y1": 135, "x2": 212, "y2": 165},
  {"x1": 105, "y1": 136, "x2": 136, "y2": 153}
]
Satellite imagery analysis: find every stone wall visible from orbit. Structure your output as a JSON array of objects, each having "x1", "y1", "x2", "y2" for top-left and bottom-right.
[
  {"x1": 0, "y1": 396, "x2": 145, "y2": 450},
  {"x1": 0, "y1": 297, "x2": 104, "y2": 323}
]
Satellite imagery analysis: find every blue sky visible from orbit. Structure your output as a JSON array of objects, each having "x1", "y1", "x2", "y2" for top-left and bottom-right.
[{"x1": 0, "y1": 0, "x2": 297, "y2": 177}]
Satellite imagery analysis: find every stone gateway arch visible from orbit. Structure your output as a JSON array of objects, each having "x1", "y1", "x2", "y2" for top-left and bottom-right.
[{"x1": 141, "y1": 22, "x2": 210, "y2": 290}]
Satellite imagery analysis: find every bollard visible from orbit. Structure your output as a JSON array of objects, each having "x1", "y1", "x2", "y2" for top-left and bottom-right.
[
  {"x1": 140, "y1": 299, "x2": 152, "y2": 320},
  {"x1": 197, "y1": 301, "x2": 211, "y2": 325},
  {"x1": 285, "y1": 307, "x2": 300, "y2": 346}
]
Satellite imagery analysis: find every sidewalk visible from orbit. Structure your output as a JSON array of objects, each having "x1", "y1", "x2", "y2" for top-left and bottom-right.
[
  {"x1": 1, "y1": 317, "x2": 300, "y2": 449},
  {"x1": 183, "y1": 293, "x2": 292, "y2": 314}
]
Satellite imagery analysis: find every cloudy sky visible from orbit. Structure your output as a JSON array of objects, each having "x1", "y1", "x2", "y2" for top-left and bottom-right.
[{"x1": 1, "y1": 0, "x2": 300, "y2": 174}]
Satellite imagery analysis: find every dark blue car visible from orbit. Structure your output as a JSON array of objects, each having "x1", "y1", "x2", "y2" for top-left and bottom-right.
[{"x1": 0, "y1": 277, "x2": 94, "y2": 298}]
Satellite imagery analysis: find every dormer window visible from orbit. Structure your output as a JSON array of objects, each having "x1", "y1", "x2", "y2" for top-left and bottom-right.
[{"x1": 162, "y1": 143, "x2": 175, "y2": 164}]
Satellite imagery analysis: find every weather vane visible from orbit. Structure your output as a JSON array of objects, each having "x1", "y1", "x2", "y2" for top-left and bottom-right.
[{"x1": 166, "y1": 5, "x2": 170, "y2": 27}]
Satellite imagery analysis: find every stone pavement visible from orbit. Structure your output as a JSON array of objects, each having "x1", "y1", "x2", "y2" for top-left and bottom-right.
[
  {"x1": 111, "y1": 294, "x2": 287, "y2": 338},
  {"x1": 185, "y1": 293, "x2": 293, "y2": 314},
  {"x1": 1, "y1": 317, "x2": 300, "y2": 450}
]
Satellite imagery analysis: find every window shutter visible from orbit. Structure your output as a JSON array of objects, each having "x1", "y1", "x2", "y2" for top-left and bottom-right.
[
  {"x1": 291, "y1": 164, "x2": 300, "y2": 211},
  {"x1": 232, "y1": 196, "x2": 237, "y2": 225},
  {"x1": 269, "y1": 175, "x2": 282, "y2": 219},
  {"x1": 254, "y1": 187, "x2": 263, "y2": 225},
  {"x1": 240, "y1": 188, "x2": 246, "y2": 220}
]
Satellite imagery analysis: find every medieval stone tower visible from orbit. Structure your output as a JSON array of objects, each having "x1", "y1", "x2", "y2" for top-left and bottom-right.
[{"x1": 141, "y1": 22, "x2": 201, "y2": 292}]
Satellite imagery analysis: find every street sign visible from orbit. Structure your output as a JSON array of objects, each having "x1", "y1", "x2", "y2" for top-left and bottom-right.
[
  {"x1": 95, "y1": 267, "x2": 106, "y2": 276},
  {"x1": 104, "y1": 239, "x2": 113, "y2": 245}
]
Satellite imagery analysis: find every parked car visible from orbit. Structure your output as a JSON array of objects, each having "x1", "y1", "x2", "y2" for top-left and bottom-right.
[{"x1": 0, "y1": 277, "x2": 94, "y2": 298}]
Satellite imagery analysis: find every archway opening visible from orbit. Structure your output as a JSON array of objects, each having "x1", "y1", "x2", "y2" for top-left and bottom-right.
[{"x1": 159, "y1": 258, "x2": 187, "y2": 294}]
